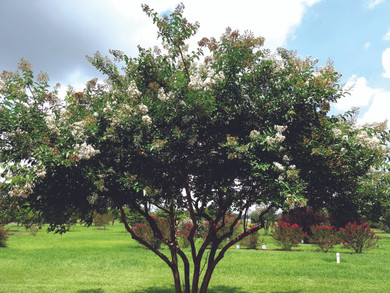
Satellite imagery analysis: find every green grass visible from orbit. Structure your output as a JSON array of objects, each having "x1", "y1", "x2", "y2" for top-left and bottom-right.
[{"x1": 1, "y1": 223, "x2": 389, "y2": 292}]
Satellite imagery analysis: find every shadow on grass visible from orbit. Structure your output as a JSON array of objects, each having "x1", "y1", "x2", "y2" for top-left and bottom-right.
[
  {"x1": 208, "y1": 285, "x2": 248, "y2": 292},
  {"x1": 129, "y1": 286, "x2": 175, "y2": 292},
  {"x1": 77, "y1": 286, "x2": 302, "y2": 293},
  {"x1": 208, "y1": 286, "x2": 302, "y2": 293}
]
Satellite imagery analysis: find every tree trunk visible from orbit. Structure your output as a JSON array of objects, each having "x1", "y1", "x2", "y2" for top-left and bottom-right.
[
  {"x1": 177, "y1": 249, "x2": 190, "y2": 293},
  {"x1": 171, "y1": 264, "x2": 182, "y2": 293},
  {"x1": 191, "y1": 261, "x2": 201, "y2": 293},
  {"x1": 199, "y1": 265, "x2": 215, "y2": 293}
]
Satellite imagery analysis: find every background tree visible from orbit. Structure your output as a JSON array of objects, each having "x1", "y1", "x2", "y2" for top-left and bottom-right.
[
  {"x1": 250, "y1": 204, "x2": 280, "y2": 235},
  {"x1": 1, "y1": 4, "x2": 389, "y2": 293}
]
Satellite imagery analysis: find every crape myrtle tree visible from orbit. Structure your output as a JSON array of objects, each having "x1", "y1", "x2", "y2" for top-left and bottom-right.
[
  {"x1": 1, "y1": 4, "x2": 389, "y2": 292},
  {"x1": 303, "y1": 116, "x2": 390, "y2": 227}
]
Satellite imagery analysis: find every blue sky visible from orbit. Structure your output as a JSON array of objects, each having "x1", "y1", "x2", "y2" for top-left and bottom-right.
[
  {"x1": 286, "y1": 0, "x2": 390, "y2": 123},
  {"x1": 1, "y1": 0, "x2": 389, "y2": 124}
]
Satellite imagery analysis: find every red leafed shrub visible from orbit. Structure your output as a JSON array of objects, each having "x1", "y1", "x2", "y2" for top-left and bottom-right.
[
  {"x1": 272, "y1": 221, "x2": 306, "y2": 250},
  {"x1": 280, "y1": 207, "x2": 328, "y2": 238},
  {"x1": 132, "y1": 215, "x2": 170, "y2": 250},
  {"x1": 339, "y1": 222, "x2": 381, "y2": 253},
  {"x1": 202, "y1": 214, "x2": 241, "y2": 247},
  {"x1": 176, "y1": 218, "x2": 199, "y2": 248},
  {"x1": 308, "y1": 225, "x2": 340, "y2": 252}
]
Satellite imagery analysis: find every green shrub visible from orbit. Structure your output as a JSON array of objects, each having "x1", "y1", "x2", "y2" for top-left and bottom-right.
[
  {"x1": 239, "y1": 228, "x2": 259, "y2": 249},
  {"x1": 0, "y1": 225, "x2": 10, "y2": 247},
  {"x1": 29, "y1": 224, "x2": 39, "y2": 236},
  {"x1": 380, "y1": 207, "x2": 390, "y2": 233},
  {"x1": 93, "y1": 213, "x2": 114, "y2": 230},
  {"x1": 132, "y1": 215, "x2": 170, "y2": 250},
  {"x1": 308, "y1": 225, "x2": 340, "y2": 252},
  {"x1": 339, "y1": 221, "x2": 381, "y2": 253},
  {"x1": 272, "y1": 221, "x2": 306, "y2": 250}
]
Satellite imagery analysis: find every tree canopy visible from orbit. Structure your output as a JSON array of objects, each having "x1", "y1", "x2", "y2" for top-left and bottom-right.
[{"x1": 1, "y1": 4, "x2": 389, "y2": 292}]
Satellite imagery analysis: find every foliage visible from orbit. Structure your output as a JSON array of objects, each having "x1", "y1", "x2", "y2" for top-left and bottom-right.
[
  {"x1": 239, "y1": 226, "x2": 259, "y2": 249},
  {"x1": 339, "y1": 221, "x2": 381, "y2": 253},
  {"x1": 0, "y1": 225, "x2": 9, "y2": 247},
  {"x1": 296, "y1": 115, "x2": 390, "y2": 226},
  {"x1": 380, "y1": 205, "x2": 390, "y2": 233},
  {"x1": 272, "y1": 221, "x2": 306, "y2": 250},
  {"x1": 308, "y1": 225, "x2": 340, "y2": 252},
  {"x1": 202, "y1": 213, "x2": 242, "y2": 248},
  {"x1": 29, "y1": 224, "x2": 39, "y2": 236},
  {"x1": 280, "y1": 207, "x2": 329, "y2": 239},
  {"x1": 176, "y1": 218, "x2": 200, "y2": 248},
  {"x1": 250, "y1": 204, "x2": 280, "y2": 235},
  {"x1": 93, "y1": 213, "x2": 114, "y2": 230},
  {"x1": 132, "y1": 215, "x2": 170, "y2": 249},
  {"x1": 1, "y1": 3, "x2": 389, "y2": 292}
]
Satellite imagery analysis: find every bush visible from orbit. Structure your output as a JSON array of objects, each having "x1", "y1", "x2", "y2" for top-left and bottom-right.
[
  {"x1": 272, "y1": 221, "x2": 306, "y2": 250},
  {"x1": 0, "y1": 225, "x2": 9, "y2": 247},
  {"x1": 339, "y1": 222, "x2": 381, "y2": 253},
  {"x1": 239, "y1": 228, "x2": 259, "y2": 249},
  {"x1": 280, "y1": 207, "x2": 328, "y2": 240},
  {"x1": 93, "y1": 213, "x2": 114, "y2": 230},
  {"x1": 29, "y1": 224, "x2": 39, "y2": 236},
  {"x1": 380, "y1": 207, "x2": 390, "y2": 233},
  {"x1": 176, "y1": 218, "x2": 199, "y2": 248},
  {"x1": 308, "y1": 225, "x2": 340, "y2": 252},
  {"x1": 202, "y1": 214, "x2": 241, "y2": 247},
  {"x1": 132, "y1": 215, "x2": 170, "y2": 250}
]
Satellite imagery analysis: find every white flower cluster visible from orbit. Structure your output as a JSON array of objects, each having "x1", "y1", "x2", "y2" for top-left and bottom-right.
[
  {"x1": 250, "y1": 130, "x2": 260, "y2": 138},
  {"x1": 273, "y1": 161, "x2": 285, "y2": 172},
  {"x1": 274, "y1": 125, "x2": 287, "y2": 133},
  {"x1": 71, "y1": 120, "x2": 87, "y2": 140},
  {"x1": 332, "y1": 128, "x2": 342, "y2": 136},
  {"x1": 138, "y1": 103, "x2": 148, "y2": 114},
  {"x1": 103, "y1": 102, "x2": 112, "y2": 113},
  {"x1": 266, "y1": 125, "x2": 287, "y2": 145},
  {"x1": 188, "y1": 67, "x2": 225, "y2": 91},
  {"x1": 356, "y1": 130, "x2": 381, "y2": 150},
  {"x1": 74, "y1": 143, "x2": 100, "y2": 160},
  {"x1": 9, "y1": 182, "x2": 35, "y2": 198},
  {"x1": 157, "y1": 88, "x2": 173, "y2": 101},
  {"x1": 109, "y1": 103, "x2": 133, "y2": 128},
  {"x1": 142, "y1": 115, "x2": 152, "y2": 125},
  {"x1": 44, "y1": 114, "x2": 60, "y2": 134},
  {"x1": 36, "y1": 168, "x2": 46, "y2": 178},
  {"x1": 127, "y1": 81, "x2": 141, "y2": 98}
]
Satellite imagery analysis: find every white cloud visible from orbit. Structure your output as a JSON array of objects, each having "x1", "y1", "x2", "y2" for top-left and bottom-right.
[
  {"x1": 363, "y1": 41, "x2": 371, "y2": 50},
  {"x1": 382, "y1": 48, "x2": 390, "y2": 78},
  {"x1": 334, "y1": 75, "x2": 380, "y2": 111},
  {"x1": 84, "y1": 0, "x2": 322, "y2": 52},
  {"x1": 334, "y1": 74, "x2": 390, "y2": 124},
  {"x1": 383, "y1": 28, "x2": 390, "y2": 41},
  {"x1": 182, "y1": 0, "x2": 321, "y2": 50},
  {"x1": 368, "y1": 0, "x2": 385, "y2": 8},
  {"x1": 360, "y1": 91, "x2": 390, "y2": 124}
]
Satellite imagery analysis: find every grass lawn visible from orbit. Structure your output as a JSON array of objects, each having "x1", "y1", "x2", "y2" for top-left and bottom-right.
[{"x1": 1, "y1": 223, "x2": 389, "y2": 292}]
